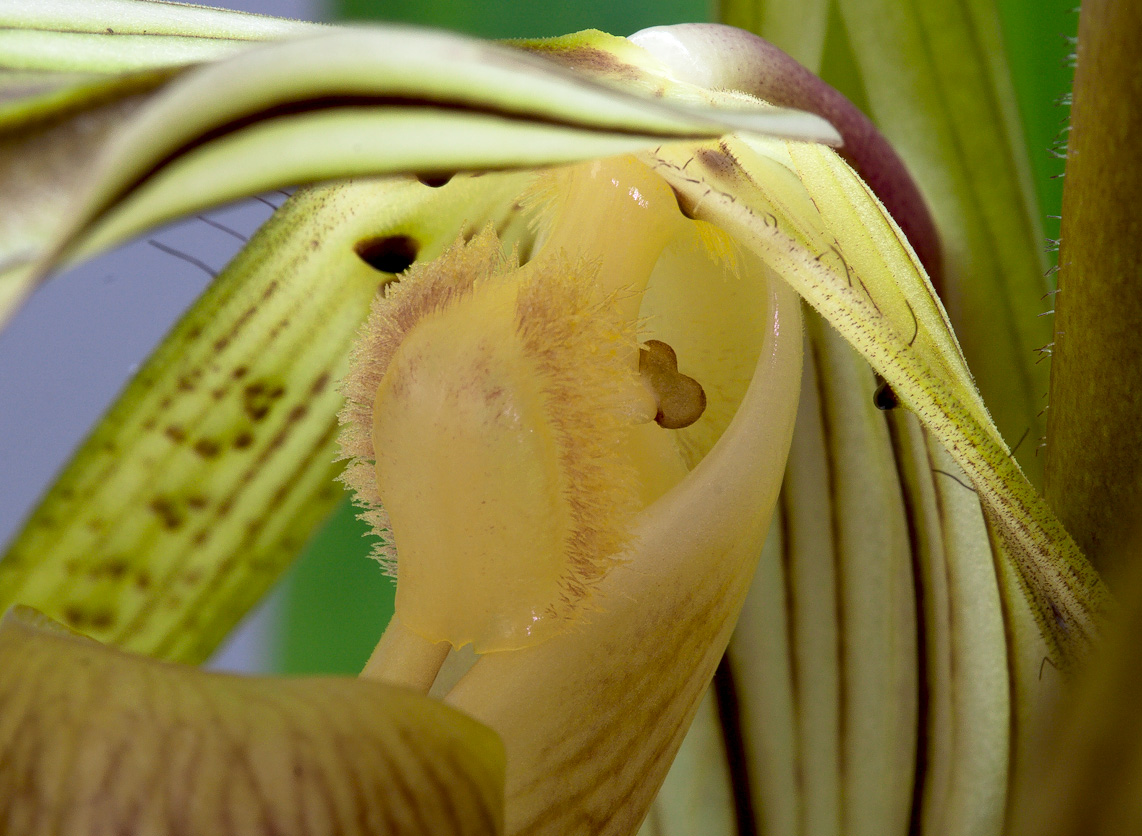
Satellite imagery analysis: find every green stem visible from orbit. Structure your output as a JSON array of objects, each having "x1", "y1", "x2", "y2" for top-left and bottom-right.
[{"x1": 1045, "y1": 0, "x2": 1142, "y2": 579}]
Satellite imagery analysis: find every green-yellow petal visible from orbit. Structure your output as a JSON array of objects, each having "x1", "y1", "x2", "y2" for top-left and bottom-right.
[
  {"x1": 648, "y1": 134, "x2": 1109, "y2": 667},
  {"x1": 0, "y1": 605, "x2": 505, "y2": 835}
]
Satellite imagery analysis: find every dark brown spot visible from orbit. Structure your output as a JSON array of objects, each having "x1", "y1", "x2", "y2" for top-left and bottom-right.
[
  {"x1": 101, "y1": 559, "x2": 129, "y2": 581},
  {"x1": 193, "y1": 438, "x2": 222, "y2": 458},
  {"x1": 165, "y1": 425, "x2": 186, "y2": 443},
  {"x1": 243, "y1": 380, "x2": 283, "y2": 421},
  {"x1": 149, "y1": 496, "x2": 183, "y2": 530},
  {"x1": 416, "y1": 173, "x2": 452, "y2": 188},
  {"x1": 63, "y1": 605, "x2": 85, "y2": 627},
  {"x1": 270, "y1": 480, "x2": 291, "y2": 506},
  {"x1": 268, "y1": 317, "x2": 291, "y2": 339},
  {"x1": 287, "y1": 404, "x2": 308, "y2": 422},
  {"x1": 186, "y1": 494, "x2": 209, "y2": 510},
  {"x1": 89, "y1": 610, "x2": 114, "y2": 630},
  {"x1": 135, "y1": 572, "x2": 152, "y2": 590},
  {"x1": 355, "y1": 235, "x2": 418, "y2": 274},
  {"x1": 310, "y1": 372, "x2": 331, "y2": 396},
  {"x1": 232, "y1": 365, "x2": 248, "y2": 380},
  {"x1": 234, "y1": 431, "x2": 255, "y2": 449}
]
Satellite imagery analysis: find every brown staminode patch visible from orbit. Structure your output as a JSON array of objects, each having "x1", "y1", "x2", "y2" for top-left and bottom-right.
[{"x1": 338, "y1": 230, "x2": 503, "y2": 568}]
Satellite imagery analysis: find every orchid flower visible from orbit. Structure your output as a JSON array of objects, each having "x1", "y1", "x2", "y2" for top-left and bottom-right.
[{"x1": 0, "y1": 0, "x2": 1136, "y2": 834}]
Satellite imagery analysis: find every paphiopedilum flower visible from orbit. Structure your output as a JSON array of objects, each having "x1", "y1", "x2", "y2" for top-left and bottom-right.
[{"x1": 0, "y1": 0, "x2": 1131, "y2": 833}]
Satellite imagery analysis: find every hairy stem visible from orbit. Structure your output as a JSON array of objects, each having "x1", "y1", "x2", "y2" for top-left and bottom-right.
[{"x1": 1045, "y1": 0, "x2": 1142, "y2": 580}]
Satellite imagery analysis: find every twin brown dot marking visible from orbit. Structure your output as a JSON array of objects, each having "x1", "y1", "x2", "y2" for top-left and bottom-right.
[{"x1": 639, "y1": 340, "x2": 706, "y2": 430}]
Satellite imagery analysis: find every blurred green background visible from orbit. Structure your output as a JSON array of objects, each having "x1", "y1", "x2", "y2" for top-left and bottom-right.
[{"x1": 273, "y1": 0, "x2": 1078, "y2": 675}]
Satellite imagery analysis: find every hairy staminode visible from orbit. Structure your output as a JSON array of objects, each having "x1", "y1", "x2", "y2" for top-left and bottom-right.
[
  {"x1": 343, "y1": 225, "x2": 657, "y2": 651},
  {"x1": 339, "y1": 156, "x2": 762, "y2": 655}
]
